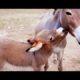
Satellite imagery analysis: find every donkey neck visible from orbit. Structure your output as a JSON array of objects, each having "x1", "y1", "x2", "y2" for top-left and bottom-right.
[
  {"x1": 41, "y1": 10, "x2": 62, "y2": 30},
  {"x1": 37, "y1": 43, "x2": 53, "y2": 56}
]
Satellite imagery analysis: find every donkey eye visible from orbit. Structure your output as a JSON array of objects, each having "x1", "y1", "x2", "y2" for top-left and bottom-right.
[
  {"x1": 66, "y1": 11, "x2": 72, "y2": 15},
  {"x1": 49, "y1": 36, "x2": 54, "y2": 41}
]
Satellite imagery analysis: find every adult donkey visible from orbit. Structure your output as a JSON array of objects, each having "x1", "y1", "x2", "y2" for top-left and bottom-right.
[
  {"x1": 49, "y1": 9, "x2": 80, "y2": 71},
  {"x1": 56, "y1": 9, "x2": 80, "y2": 44},
  {"x1": 28, "y1": 9, "x2": 80, "y2": 71}
]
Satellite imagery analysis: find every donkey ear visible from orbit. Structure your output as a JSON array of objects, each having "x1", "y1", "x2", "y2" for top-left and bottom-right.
[{"x1": 27, "y1": 41, "x2": 43, "y2": 52}]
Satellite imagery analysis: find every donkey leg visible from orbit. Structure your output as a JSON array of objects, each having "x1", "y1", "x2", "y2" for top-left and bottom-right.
[
  {"x1": 57, "y1": 49, "x2": 64, "y2": 71},
  {"x1": 32, "y1": 59, "x2": 41, "y2": 71},
  {"x1": 53, "y1": 52, "x2": 58, "y2": 64},
  {"x1": 0, "y1": 58, "x2": 5, "y2": 70},
  {"x1": 44, "y1": 61, "x2": 49, "y2": 71}
]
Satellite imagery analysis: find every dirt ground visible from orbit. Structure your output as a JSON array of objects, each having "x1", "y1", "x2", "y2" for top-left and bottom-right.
[{"x1": 0, "y1": 9, "x2": 80, "y2": 71}]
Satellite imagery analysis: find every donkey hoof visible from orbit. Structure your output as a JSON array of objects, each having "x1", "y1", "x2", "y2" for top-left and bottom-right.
[{"x1": 58, "y1": 66, "x2": 63, "y2": 71}]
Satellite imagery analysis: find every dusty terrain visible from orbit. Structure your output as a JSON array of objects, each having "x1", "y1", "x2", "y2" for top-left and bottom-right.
[{"x1": 0, "y1": 9, "x2": 80, "y2": 71}]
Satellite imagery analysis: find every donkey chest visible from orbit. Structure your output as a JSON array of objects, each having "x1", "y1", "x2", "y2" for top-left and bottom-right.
[{"x1": 53, "y1": 46, "x2": 64, "y2": 53}]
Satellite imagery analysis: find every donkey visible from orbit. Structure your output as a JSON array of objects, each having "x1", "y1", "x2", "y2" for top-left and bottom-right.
[{"x1": 55, "y1": 9, "x2": 80, "y2": 44}]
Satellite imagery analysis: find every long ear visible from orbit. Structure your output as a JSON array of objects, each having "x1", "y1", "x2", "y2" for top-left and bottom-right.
[{"x1": 27, "y1": 41, "x2": 43, "y2": 52}]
